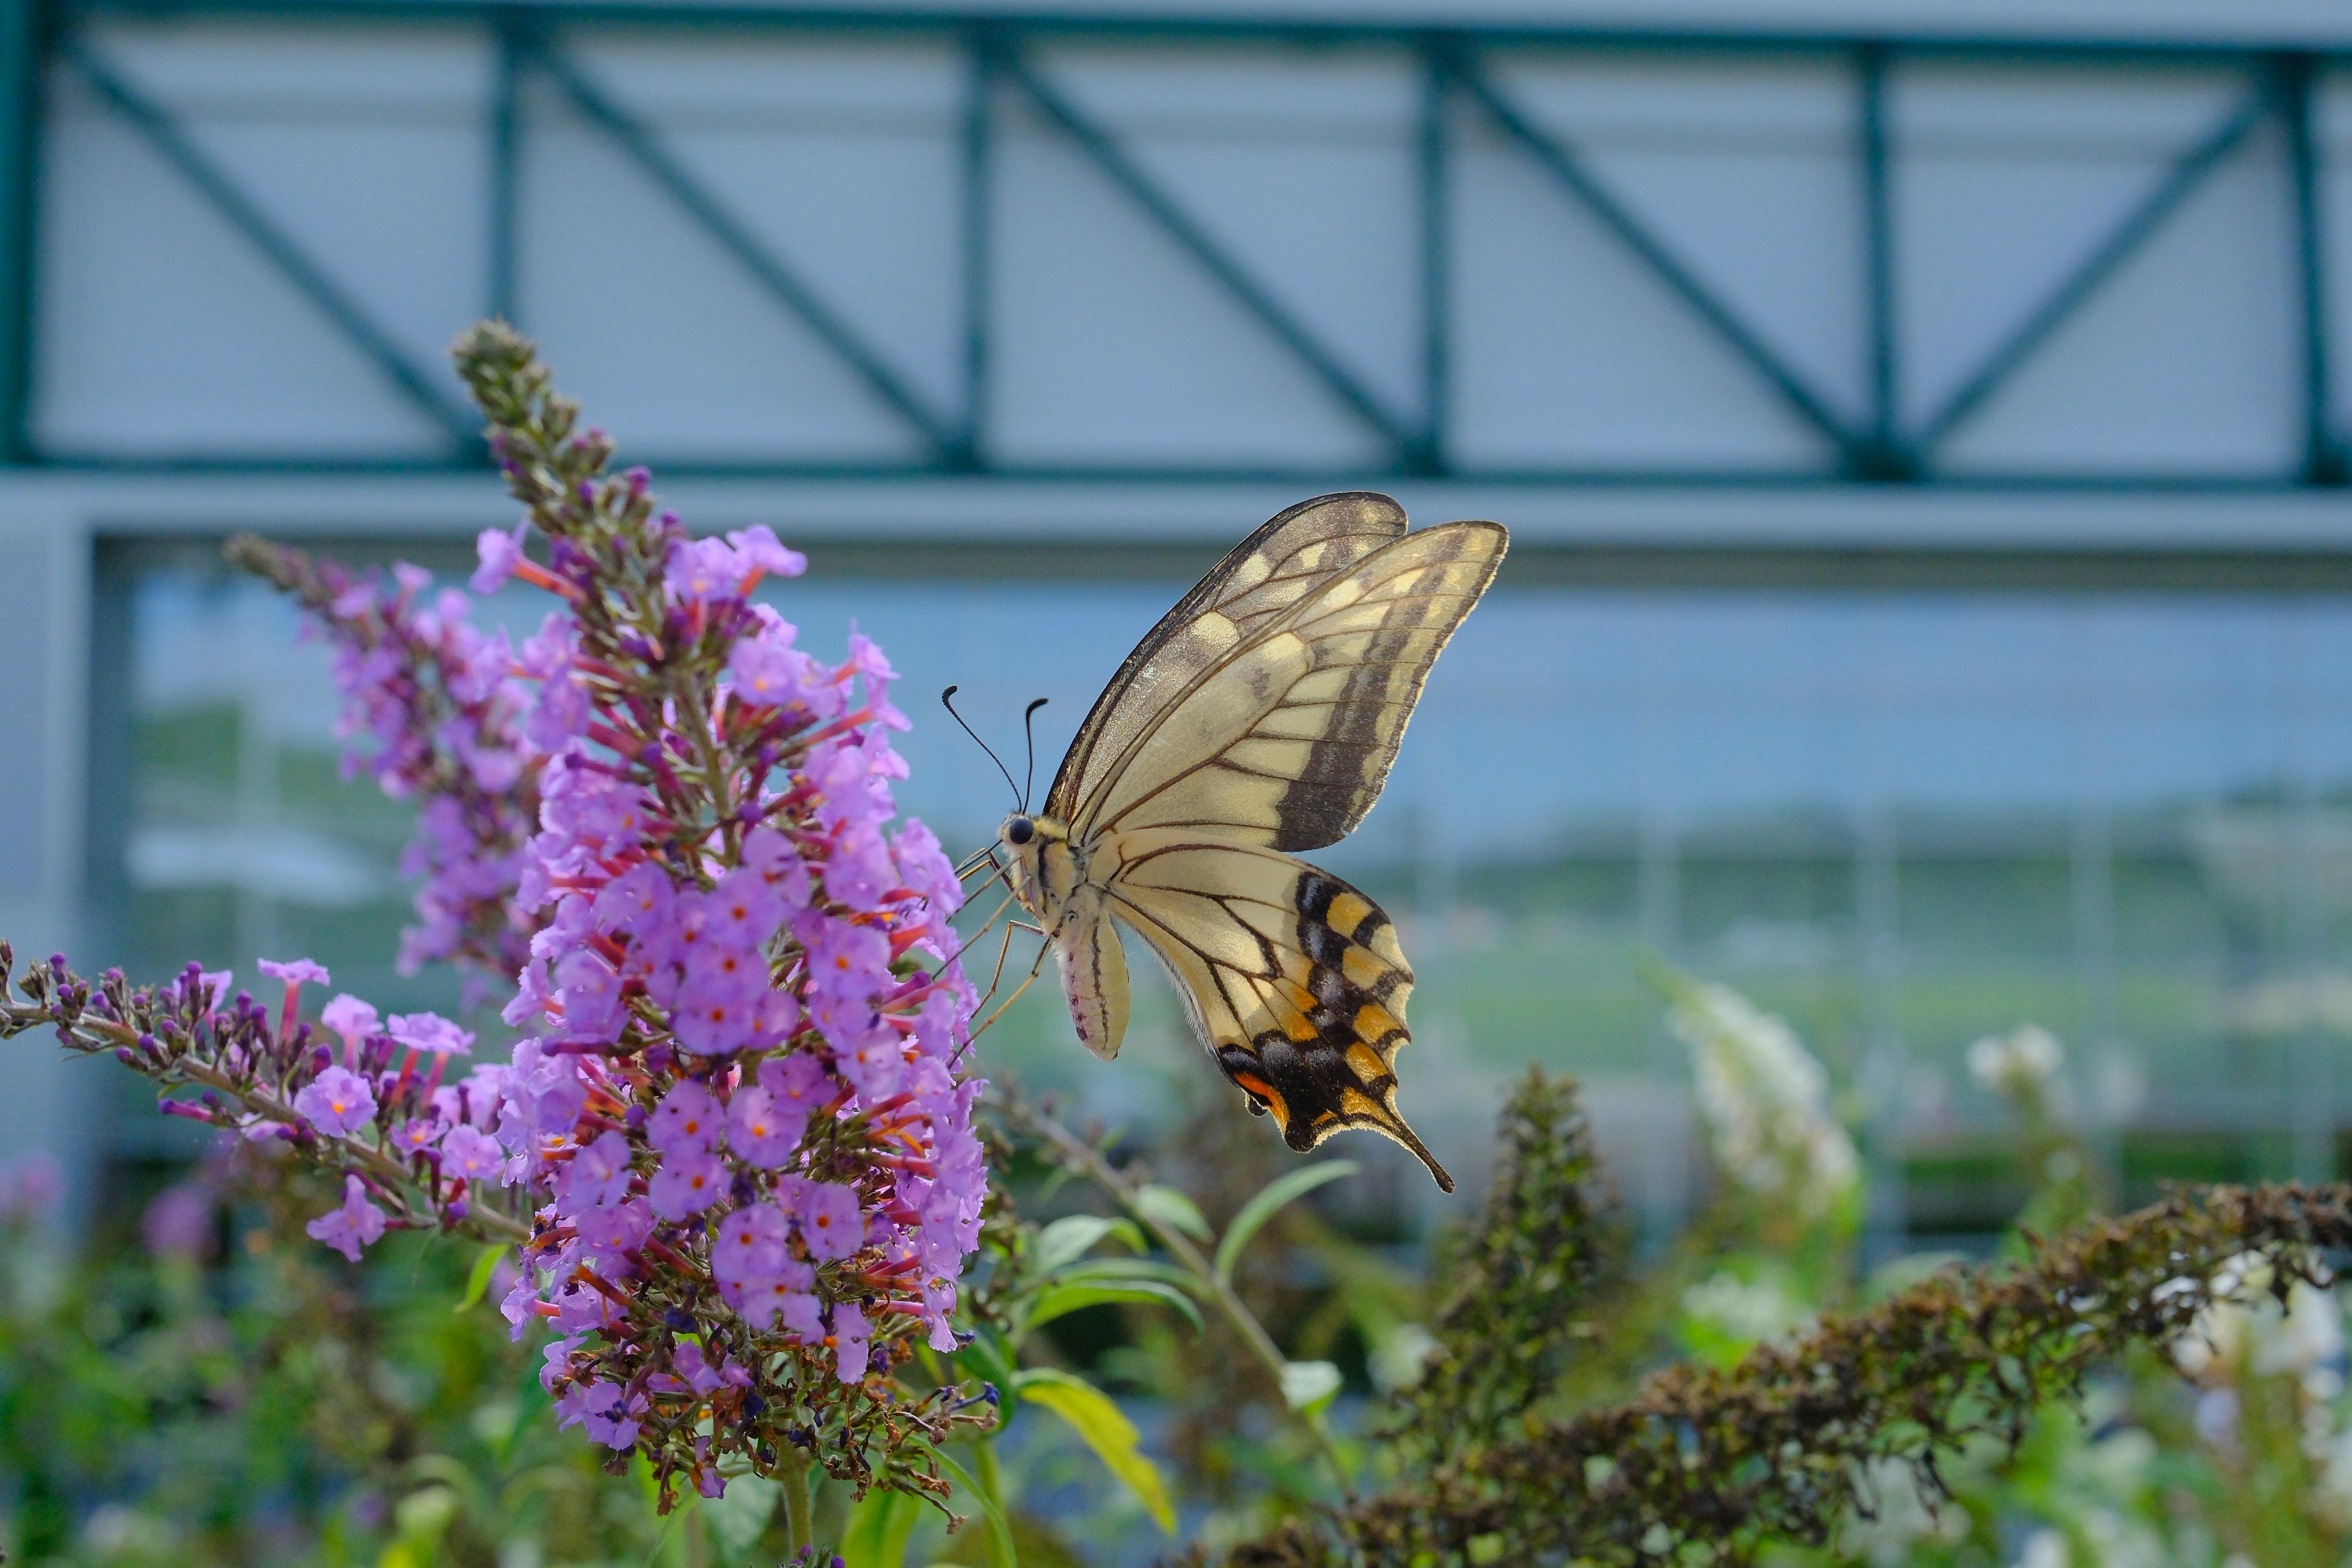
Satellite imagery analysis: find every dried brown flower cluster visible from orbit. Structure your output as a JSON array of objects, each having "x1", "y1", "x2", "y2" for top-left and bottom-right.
[{"x1": 1223, "y1": 1071, "x2": 2352, "y2": 1568}]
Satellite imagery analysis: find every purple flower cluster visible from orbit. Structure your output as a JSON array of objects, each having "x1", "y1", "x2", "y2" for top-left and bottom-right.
[
  {"x1": 0, "y1": 949, "x2": 521, "y2": 1266},
  {"x1": 484, "y1": 508, "x2": 987, "y2": 1462},
  {"x1": 9, "y1": 327, "x2": 1000, "y2": 1512}
]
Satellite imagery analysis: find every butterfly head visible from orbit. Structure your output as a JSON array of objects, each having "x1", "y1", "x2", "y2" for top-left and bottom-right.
[{"x1": 997, "y1": 811, "x2": 1074, "y2": 920}]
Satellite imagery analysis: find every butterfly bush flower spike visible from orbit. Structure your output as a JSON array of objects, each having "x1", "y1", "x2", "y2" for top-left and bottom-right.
[{"x1": 0, "y1": 325, "x2": 994, "y2": 1516}]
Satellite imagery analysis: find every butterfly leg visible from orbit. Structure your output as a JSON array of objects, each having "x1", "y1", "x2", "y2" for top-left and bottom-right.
[{"x1": 964, "y1": 920, "x2": 1020, "y2": 1020}]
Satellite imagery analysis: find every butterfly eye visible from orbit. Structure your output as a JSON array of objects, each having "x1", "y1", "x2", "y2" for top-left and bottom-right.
[{"x1": 1004, "y1": 816, "x2": 1036, "y2": 847}]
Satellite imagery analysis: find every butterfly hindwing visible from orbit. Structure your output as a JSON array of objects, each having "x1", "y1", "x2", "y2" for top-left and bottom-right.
[
  {"x1": 1096, "y1": 828, "x2": 1452, "y2": 1191},
  {"x1": 1078, "y1": 519, "x2": 1507, "y2": 853},
  {"x1": 1044, "y1": 492, "x2": 1410, "y2": 825}
]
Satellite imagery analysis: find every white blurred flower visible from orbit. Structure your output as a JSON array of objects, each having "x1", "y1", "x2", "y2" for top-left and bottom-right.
[
  {"x1": 2175, "y1": 1253, "x2": 2347, "y2": 1402},
  {"x1": 2080, "y1": 1506, "x2": 2164, "y2": 1568},
  {"x1": 1669, "y1": 979, "x2": 1859, "y2": 1217},
  {"x1": 1681, "y1": 1268, "x2": 1812, "y2": 1345},
  {"x1": 2014, "y1": 1526, "x2": 2069, "y2": 1568},
  {"x1": 82, "y1": 1504, "x2": 176, "y2": 1560},
  {"x1": 2315, "y1": 1421, "x2": 2352, "y2": 1519},
  {"x1": 1370, "y1": 1322, "x2": 1439, "y2": 1394},
  {"x1": 1967, "y1": 1024, "x2": 2067, "y2": 1101},
  {"x1": 1840, "y1": 1457, "x2": 1967, "y2": 1566}
]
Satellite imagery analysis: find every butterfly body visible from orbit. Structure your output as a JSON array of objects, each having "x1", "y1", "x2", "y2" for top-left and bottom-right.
[{"x1": 995, "y1": 493, "x2": 1506, "y2": 1192}]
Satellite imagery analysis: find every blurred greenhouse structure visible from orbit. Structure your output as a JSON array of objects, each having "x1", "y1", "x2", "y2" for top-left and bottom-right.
[{"x1": 2, "y1": 0, "x2": 2352, "y2": 1260}]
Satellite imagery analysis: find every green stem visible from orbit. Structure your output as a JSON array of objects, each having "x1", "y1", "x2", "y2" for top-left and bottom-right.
[
  {"x1": 972, "y1": 1438, "x2": 1011, "y2": 1568},
  {"x1": 1000, "y1": 1093, "x2": 1356, "y2": 1497},
  {"x1": 779, "y1": 1450, "x2": 813, "y2": 1559}
]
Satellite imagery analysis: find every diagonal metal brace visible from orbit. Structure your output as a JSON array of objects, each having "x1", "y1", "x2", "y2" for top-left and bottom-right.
[
  {"x1": 1446, "y1": 48, "x2": 1862, "y2": 465},
  {"x1": 532, "y1": 40, "x2": 967, "y2": 465},
  {"x1": 67, "y1": 40, "x2": 479, "y2": 448},
  {"x1": 1916, "y1": 82, "x2": 2269, "y2": 454},
  {"x1": 1001, "y1": 46, "x2": 1426, "y2": 469}
]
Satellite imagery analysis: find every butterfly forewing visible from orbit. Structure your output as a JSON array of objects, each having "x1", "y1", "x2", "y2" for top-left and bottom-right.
[
  {"x1": 1077, "y1": 520, "x2": 1507, "y2": 853},
  {"x1": 1099, "y1": 828, "x2": 1452, "y2": 1191},
  {"x1": 1044, "y1": 492, "x2": 1408, "y2": 824}
]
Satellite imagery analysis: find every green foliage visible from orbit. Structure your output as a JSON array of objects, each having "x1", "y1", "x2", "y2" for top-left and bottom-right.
[
  {"x1": 1211, "y1": 1164, "x2": 1357, "y2": 1292},
  {"x1": 17, "y1": 928, "x2": 2352, "y2": 1568},
  {"x1": 1391, "y1": 1069, "x2": 1618, "y2": 1462},
  {"x1": 1014, "y1": 1370, "x2": 1175, "y2": 1533},
  {"x1": 0, "y1": 1151, "x2": 758, "y2": 1568}
]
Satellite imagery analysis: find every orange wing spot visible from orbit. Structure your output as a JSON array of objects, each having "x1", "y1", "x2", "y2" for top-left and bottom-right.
[
  {"x1": 1353, "y1": 1002, "x2": 1403, "y2": 1044},
  {"x1": 1345, "y1": 1042, "x2": 1390, "y2": 1083},
  {"x1": 1231, "y1": 1071, "x2": 1290, "y2": 1127},
  {"x1": 1339, "y1": 1086, "x2": 1388, "y2": 1120},
  {"x1": 1326, "y1": 892, "x2": 1374, "y2": 938}
]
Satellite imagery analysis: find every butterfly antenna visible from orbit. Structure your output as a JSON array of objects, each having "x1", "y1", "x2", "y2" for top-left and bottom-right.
[
  {"x1": 1021, "y1": 697, "x2": 1049, "y2": 810},
  {"x1": 942, "y1": 686, "x2": 1022, "y2": 809}
]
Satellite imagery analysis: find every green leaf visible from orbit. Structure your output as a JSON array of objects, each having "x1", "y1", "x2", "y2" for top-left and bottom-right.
[
  {"x1": 1212, "y1": 1161, "x2": 1358, "y2": 1290},
  {"x1": 1132, "y1": 1182, "x2": 1214, "y2": 1243},
  {"x1": 1014, "y1": 1368, "x2": 1176, "y2": 1534},
  {"x1": 839, "y1": 1485, "x2": 924, "y2": 1568},
  {"x1": 1279, "y1": 1359, "x2": 1343, "y2": 1414},
  {"x1": 1026, "y1": 1279, "x2": 1204, "y2": 1337},
  {"x1": 932, "y1": 1445, "x2": 1018, "y2": 1568},
  {"x1": 1054, "y1": 1257, "x2": 1205, "y2": 1294},
  {"x1": 1031, "y1": 1214, "x2": 1134, "y2": 1278},
  {"x1": 456, "y1": 1245, "x2": 507, "y2": 1312},
  {"x1": 702, "y1": 1474, "x2": 782, "y2": 1567}
]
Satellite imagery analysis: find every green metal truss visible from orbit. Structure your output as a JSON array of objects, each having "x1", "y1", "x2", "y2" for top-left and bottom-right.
[{"x1": 2, "y1": 0, "x2": 2347, "y2": 487}]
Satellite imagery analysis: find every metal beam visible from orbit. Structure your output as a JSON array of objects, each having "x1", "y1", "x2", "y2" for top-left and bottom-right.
[
  {"x1": 55, "y1": 0, "x2": 2352, "y2": 65},
  {"x1": 1914, "y1": 80, "x2": 2269, "y2": 456},
  {"x1": 68, "y1": 40, "x2": 479, "y2": 447},
  {"x1": 1857, "y1": 43, "x2": 1910, "y2": 480},
  {"x1": 531, "y1": 37, "x2": 967, "y2": 463},
  {"x1": 2279, "y1": 53, "x2": 2344, "y2": 485},
  {"x1": 486, "y1": 11, "x2": 521, "y2": 327},
  {"x1": 0, "y1": 0, "x2": 43, "y2": 463},
  {"x1": 959, "y1": 25, "x2": 993, "y2": 470},
  {"x1": 1001, "y1": 44, "x2": 1425, "y2": 468},
  {"x1": 1418, "y1": 34, "x2": 1450, "y2": 475},
  {"x1": 1447, "y1": 50, "x2": 1864, "y2": 469}
]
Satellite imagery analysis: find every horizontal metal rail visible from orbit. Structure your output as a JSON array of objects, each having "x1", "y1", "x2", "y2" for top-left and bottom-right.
[{"x1": 57, "y1": 0, "x2": 2352, "y2": 61}]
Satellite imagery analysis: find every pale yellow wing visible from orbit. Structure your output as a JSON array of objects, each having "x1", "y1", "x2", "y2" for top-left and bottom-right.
[
  {"x1": 1070, "y1": 520, "x2": 1505, "y2": 853},
  {"x1": 1042, "y1": 493, "x2": 1408, "y2": 824},
  {"x1": 1095, "y1": 827, "x2": 1451, "y2": 1190}
]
